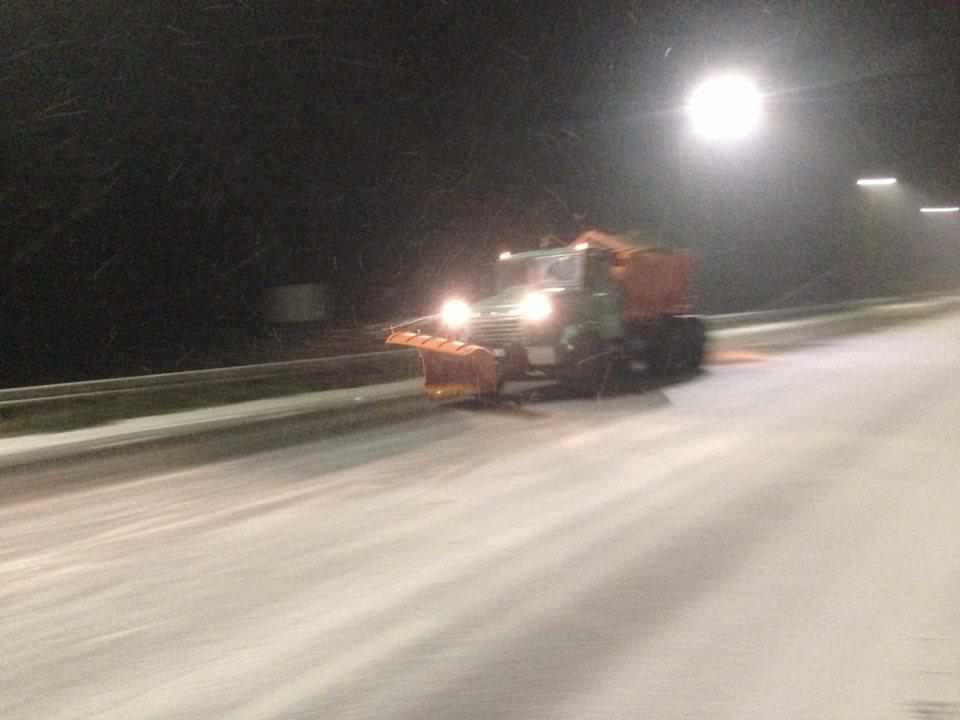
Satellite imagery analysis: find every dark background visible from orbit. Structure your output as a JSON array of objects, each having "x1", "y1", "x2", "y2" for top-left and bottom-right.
[{"x1": 2, "y1": 1, "x2": 958, "y2": 384}]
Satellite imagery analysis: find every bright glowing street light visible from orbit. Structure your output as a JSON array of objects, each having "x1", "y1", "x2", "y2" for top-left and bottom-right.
[
  {"x1": 686, "y1": 74, "x2": 763, "y2": 142},
  {"x1": 856, "y1": 177, "x2": 897, "y2": 187},
  {"x1": 920, "y1": 206, "x2": 959, "y2": 214}
]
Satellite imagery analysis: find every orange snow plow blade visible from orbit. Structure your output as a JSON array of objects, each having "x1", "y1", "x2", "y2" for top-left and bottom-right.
[{"x1": 386, "y1": 332, "x2": 498, "y2": 399}]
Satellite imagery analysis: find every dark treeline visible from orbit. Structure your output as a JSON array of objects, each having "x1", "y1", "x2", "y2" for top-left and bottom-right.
[{"x1": 2, "y1": 1, "x2": 958, "y2": 384}]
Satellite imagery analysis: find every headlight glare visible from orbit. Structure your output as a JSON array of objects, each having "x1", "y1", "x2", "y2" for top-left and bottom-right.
[
  {"x1": 440, "y1": 298, "x2": 470, "y2": 328},
  {"x1": 522, "y1": 292, "x2": 552, "y2": 322}
]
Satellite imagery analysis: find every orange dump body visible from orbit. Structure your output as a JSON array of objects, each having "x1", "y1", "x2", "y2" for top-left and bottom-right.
[
  {"x1": 576, "y1": 230, "x2": 695, "y2": 323},
  {"x1": 612, "y1": 251, "x2": 695, "y2": 322}
]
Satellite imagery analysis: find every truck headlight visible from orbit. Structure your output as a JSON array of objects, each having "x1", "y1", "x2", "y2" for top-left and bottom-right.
[
  {"x1": 522, "y1": 292, "x2": 552, "y2": 322},
  {"x1": 440, "y1": 298, "x2": 470, "y2": 329}
]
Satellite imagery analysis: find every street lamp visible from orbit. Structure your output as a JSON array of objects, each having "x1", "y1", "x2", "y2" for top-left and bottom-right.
[
  {"x1": 856, "y1": 177, "x2": 897, "y2": 187},
  {"x1": 666, "y1": 74, "x2": 763, "y2": 251},
  {"x1": 686, "y1": 74, "x2": 763, "y2": 142}
]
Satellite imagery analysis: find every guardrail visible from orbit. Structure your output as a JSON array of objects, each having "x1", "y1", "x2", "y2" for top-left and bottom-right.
[
  {"x1": 0, "y1": 294, "x2": 952, "y2": 410},
  {"x1": 0, "y1": 349, "x2": 417, "y2": 409},
  {"x1": 704, "y1": 296, "x2": 908, "y2": 329}
]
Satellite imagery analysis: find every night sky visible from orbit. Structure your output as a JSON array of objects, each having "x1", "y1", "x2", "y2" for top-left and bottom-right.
[{"x1": 2, "y1": 1, "x2": 958, "y2": 383}]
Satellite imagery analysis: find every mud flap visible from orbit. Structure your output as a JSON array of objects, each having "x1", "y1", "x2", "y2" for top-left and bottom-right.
[{"x1": 386, "y1": 332, "x2": 498, "y2": 399}]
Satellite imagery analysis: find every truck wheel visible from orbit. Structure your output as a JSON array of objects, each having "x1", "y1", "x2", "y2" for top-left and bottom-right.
[
  {"x1": 649, "y1": 318, "x2": 704, "y2": 376},
  {"x1": 647, "y1": 320, "x2": 684, "y2": 377},
  {"x1": 562, "y1": 335, "x2": 616, "y2": 397},
  {"x1": 683, "y1": 317, "x2": 706, "y2": 371}
]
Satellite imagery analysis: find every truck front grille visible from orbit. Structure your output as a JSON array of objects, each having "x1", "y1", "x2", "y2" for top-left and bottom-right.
[{"x1": 469, "y1": 316, "x2": 524, "y2": 346}]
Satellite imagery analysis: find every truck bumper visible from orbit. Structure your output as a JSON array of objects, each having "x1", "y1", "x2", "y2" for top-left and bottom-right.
[
  {"x1": 491, "y1": 343, "x2": 564, "y2": 382},
  {"x1": 384, "y1": 332, "x2": 566, "y2": 400}
]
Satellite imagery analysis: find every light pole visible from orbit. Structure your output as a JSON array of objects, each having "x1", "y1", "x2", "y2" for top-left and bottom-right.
[
  {"x1": 660, "y1": 73, "x2": 763, "y2": 247},
  {"x1": 848, "y1": 174, "x2": 911, "y2": 295},
  {"x1": 918, "y1": 204, "x2": 959, "y2": 289},
  {"x1": 659, "y1": 74, "x2": 764, "y2": 302}
]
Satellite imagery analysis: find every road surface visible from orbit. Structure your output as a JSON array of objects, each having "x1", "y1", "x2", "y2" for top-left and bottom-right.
[{"x1": 3, "y1": 312, "x2": 960, "y2": 719}]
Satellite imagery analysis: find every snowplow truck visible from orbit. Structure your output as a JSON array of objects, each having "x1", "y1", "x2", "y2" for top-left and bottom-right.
[{"x1": 387, "y1": 230, "x2": 705, "y2": 399}]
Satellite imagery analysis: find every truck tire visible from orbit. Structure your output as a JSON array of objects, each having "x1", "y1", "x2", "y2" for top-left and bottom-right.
[
  {"x1": 683, "y1": 317, "x2": 706, "y2": 371},
  {"x1": 647, "y1": 319, "x2": 684, "y2": 377},
  {"x1": 561, "y1": 335, "x2": 617, "y2": 397},
  {"x1": 649, "y1": 317, "x2": 705, "y2": 376}
]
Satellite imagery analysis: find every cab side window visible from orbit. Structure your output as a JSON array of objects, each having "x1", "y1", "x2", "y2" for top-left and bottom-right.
[
  {"x1": 586, "y1": 252, "x2": 614, "y2": 290},
  {"x1": 546, "y1": 256, "x2": 578, "y2": 284}
]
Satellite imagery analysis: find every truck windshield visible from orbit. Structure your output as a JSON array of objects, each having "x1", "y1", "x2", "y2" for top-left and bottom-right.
[{"x1": 496, "y1": 253, "x2": 584, "y2": 292}]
